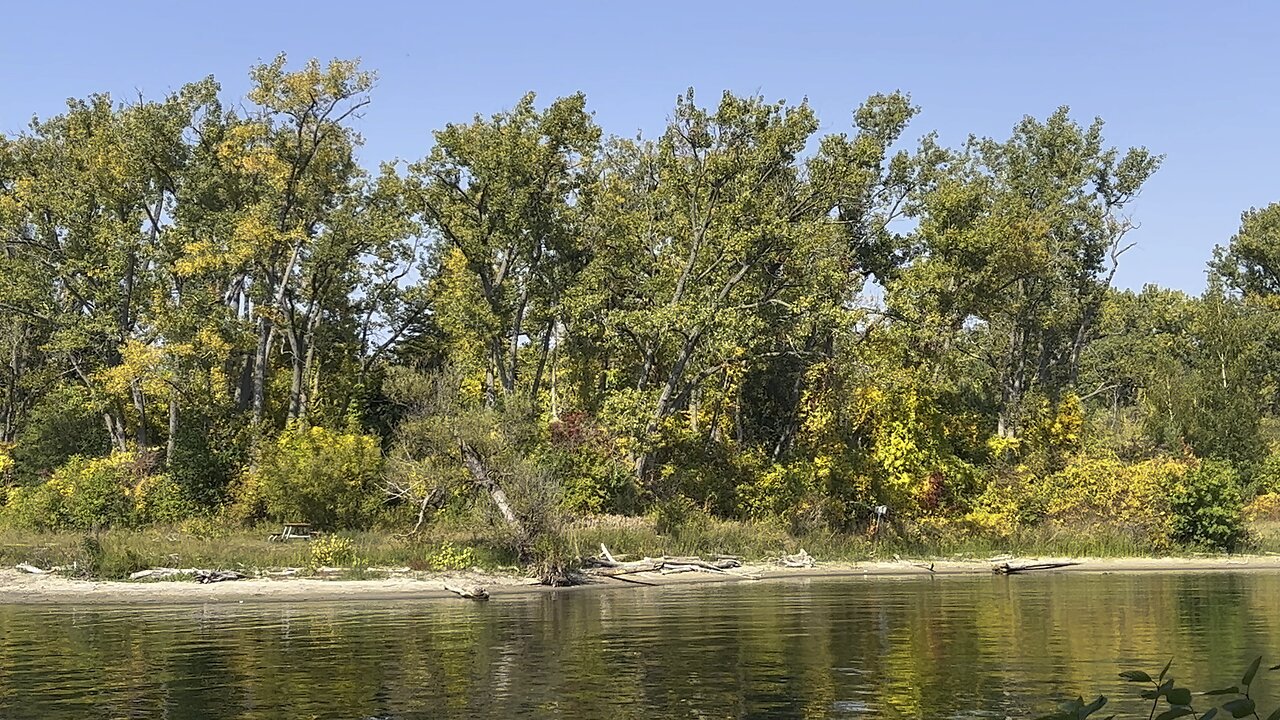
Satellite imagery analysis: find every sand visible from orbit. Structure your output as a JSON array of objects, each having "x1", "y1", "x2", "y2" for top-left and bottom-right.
[{"x1": 3, "y1": 555, "x2": 1280, "y2": 605}]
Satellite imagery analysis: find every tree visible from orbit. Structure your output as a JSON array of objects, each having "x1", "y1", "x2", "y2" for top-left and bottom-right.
[
  {"x1": 893, "y1": 107, "x2": 1161, "y2": 438},
  {"x1": 382, "y1": 365, "x2": 558, "y2": 554},
  {"x1": 584, "y1": 90, "x2": 922, "y2": 485},
  {"x1": 407, "y1": 92, "x2": 600, "y2": 406},
  {"x1": 1212, "y1": 202, "x2": 1280, "y2": 298}
]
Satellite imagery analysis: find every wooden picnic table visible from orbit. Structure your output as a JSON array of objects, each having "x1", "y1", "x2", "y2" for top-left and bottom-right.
[{"x1": 269, "y1": 522, "x2": 312, "y2": 542}]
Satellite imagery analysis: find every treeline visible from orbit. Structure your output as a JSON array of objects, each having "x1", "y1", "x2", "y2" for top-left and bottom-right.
[{"x1": 1, "y1": 56, "x2": 1278, "y2": 552}]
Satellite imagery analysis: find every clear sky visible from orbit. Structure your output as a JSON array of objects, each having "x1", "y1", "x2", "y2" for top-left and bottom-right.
[{"x1": 2, "y1": 1, "x2": 1274, "y2": 293}]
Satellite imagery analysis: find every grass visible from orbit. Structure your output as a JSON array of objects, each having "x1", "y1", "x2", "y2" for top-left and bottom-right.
[
  {"x1": 0, "y1": 520, "x2": 522, "y2": 580},
  {"x1": 2, "y1": 515, "x2": 1277, "y2": 581},
  {"x1": 562, "y1": 515, "x2": 1162, "y2": 563}
]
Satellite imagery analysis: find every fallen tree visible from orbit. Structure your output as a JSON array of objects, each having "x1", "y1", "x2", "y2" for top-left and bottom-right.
[{"x1": 583, "y1": 544, "x2": 755, "y2": 581}]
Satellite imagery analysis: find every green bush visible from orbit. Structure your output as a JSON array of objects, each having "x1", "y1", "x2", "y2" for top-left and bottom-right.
[
  {"x1": 1170, "y1": 459, "x2": 1246, "y2": 551},
  {"x1": 9, "y1": 384, "x2": 110, "y2": 482},
  {"x1": 4, "y1": 454, "x2": 136, "y2": 530},
  {"x1": 55, "y1": 455, "x2": 138, "y2": 530},
  {"x1": 3, "y1": 482, "x2": 67, "y2": 530},
  {"x1": 72, "y1": 535, "x2": 146, "y2": 579},
  {"x1": 238, "y1": 425, "x2": 383, "y2": 529},
  {"x1": 1, "y1": 453, "x2": 195, "y2": 531},
  {"x1": 133, "y1": 474, "x2": 197, "y2": 525},
  {"x1": 1249, "y1": 450, "x2": 1280, "y2": 495},
  {"x1": 652, "y1": 495, "x2": 704, "y2": 537}
]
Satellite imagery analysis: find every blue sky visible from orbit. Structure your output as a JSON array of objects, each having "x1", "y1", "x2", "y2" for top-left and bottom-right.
[{"x1": 3, "y1": 1, "x2": 1275, "y2": 292}]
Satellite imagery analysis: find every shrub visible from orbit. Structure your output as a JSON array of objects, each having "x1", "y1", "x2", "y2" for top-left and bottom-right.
[
  {"x1": 9, "y1": 384, "x2": 110, "y2": 482},
  {"x1": 529, "y1": 530, "x2": 575, "y2": 586},
  {"x1": 546, "y1": 412, "x2": 639, "y2": 515},
  {"x1": 52, "y1": 455, "x2": 138, "y2": 530},
  {"x1": 239, "y1": 425, "x2": 383, "y2": 529},
  {"x1": 1170, "y1": 459, "x2": 1246, "y2": 550},
  {"x1": 0, "y1": 442, "x2": 14, "y2": 481},
  {"x1": 426, "y1": 541, "x2": 476, "y2": 571},
  {"x1": 4, "y1": 454, "x2": 138, "y2": 530},
  {"x1": 309, "y1": 534, "x2": 358, "y2": 568},
  {"x1": 969, "y1": 454, "x2": 1189, "y2": 551},
  {"x1": 1250, "y1": 451, "x2": 1280, "y2": 495},
  {"x1": 2, "y1": 482, "x2": 67, "y2": 530},
  {"x1": 1245, "y1": 492, "x2": 1280, "y2": 521},
  {"x1": 133, "y1": 474, "x2": 197, "y2": 525},
  {"x1": 0, "y1": 453, "x2": 195, "y2": 531},
  {"x1": 652, "y1": 495, "x2": 703, "y2": 537}
]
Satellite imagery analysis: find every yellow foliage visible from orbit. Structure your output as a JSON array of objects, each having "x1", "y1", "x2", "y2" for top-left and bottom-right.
[
  {"x1": 0, "y1": 442, "x2": 14, "y2": 479},
  {"x1": 1245, "y1": 492, "x2": 1280, "y2": 522},
  {"x1": 972, "y1": 454, "x2": 1190, "y2": 550},
  {"x1": 95, "y1": 340, "x2": 171, "y2": 403}
]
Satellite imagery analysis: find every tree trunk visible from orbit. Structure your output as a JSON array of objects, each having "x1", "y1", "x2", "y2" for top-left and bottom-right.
[
  {"x1": 286, "y1": 326, "x2": 304, "y2": 422},
  {"x1": 131, "y1": 380, "x2": 149, "y2": 449},
  {"x1": 166, "y1": 391, "x2": 179, "y2": 466},
  {"x1": 529, "y1": 319, "x2": 555, "y2": 400},
  {"x1": 104, "y1": 410, "x2": 128, "y2": 453},
  {"x1": 252, "y1": 318, "x2": 271, "y2": 424},
  {"x1": 458, "y1": 440, "x2": 524, "y2": 537},
  {"x1": 633, "y1": 330, "x2": 703, "y2": 483}
]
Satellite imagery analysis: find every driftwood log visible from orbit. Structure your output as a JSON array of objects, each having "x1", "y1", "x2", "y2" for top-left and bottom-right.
[
  {"x1": 992, "y1": 561, "x2": 1081, "y2": 575},
  {"x1": 129, "y1": 567, "x2": 197, "y2": 581},
  {"x1": 443, "y1": 583, "x2": 490, "y2": 600},
  {"x1": 195, "y1": 570, "x2": 246, "y2": 584},
  {"x1": 587, "y1": 545, "x2": 752, "y2": 582},
  {"x1": 779, "y1": 549, "x2": 815, "y2": 568}
]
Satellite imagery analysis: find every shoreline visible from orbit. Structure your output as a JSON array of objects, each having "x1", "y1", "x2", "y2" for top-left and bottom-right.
[{"x1": 4, "y1": 555, "x2": 1280, "y2": 605}]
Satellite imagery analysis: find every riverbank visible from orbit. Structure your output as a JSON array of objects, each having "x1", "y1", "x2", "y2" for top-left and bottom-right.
[{"x1": 5, "y1": 555, "x2": 1280, "y2": 605}]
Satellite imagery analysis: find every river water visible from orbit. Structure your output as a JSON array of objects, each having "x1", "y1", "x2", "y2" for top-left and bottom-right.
[{"x1": 1, "y1": 572, "x2": 1278, "y2": 719}]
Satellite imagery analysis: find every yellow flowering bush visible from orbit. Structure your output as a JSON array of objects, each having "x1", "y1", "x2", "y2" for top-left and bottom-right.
[
  {"x1": 971, "y1": 454, "x2": 1190, "y2": 551},
  {"x1": 309, "y1": 534, "x2": 358, "y2": 568},
  {"x1": 1245, "y1": 492, "x2": 1280, "y2": 521},
  {"x1": 237, "y1": 425, "x2": 383, "y2": 529},
  {"x1": 426, "y1": 542, "x2": 476, "y2": 571},
  {"x1": 1, "y1": 452, "x2": 192, "y2": 530}
]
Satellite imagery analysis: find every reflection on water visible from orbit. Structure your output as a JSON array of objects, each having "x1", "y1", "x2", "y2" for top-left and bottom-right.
[{"x1": 1, "y1": 573, "x2": 1278, "y2": 719}]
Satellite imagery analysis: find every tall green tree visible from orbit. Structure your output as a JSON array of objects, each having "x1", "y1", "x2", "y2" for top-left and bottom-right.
[
  {"x1": 893, "y1": 107, "x2": 1161, "y2": 437},
  {"x1": 407, "y1": 92, "x2": 601, "y2": 406},
  {"x1": 582, "y1": 90, "x2": 921, "y2": 484}
]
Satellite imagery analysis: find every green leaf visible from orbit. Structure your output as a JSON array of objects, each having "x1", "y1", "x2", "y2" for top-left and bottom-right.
[
  {"x1": 1224, "y1": 697, "x2": 1256, "y2": 718},
  {"x1": 1204, "y1": 687, "x2": 1240, "y2": 696},
  {"x1": 1201, "y1": 710, "x2": 1218, "y2": 720},
  {"x1": 1166, "y1": 688, "x2": 1192, "y2": 706},
  {"x1": 1243, "y1": 656, "x2": 1263, "y2": 686},
  {"x1": 1154, "y1": 709, "x2": 1193, "y2": 720},
  {"x1": 1160, "y1": 657, "x2": 1174, "y2": 682},
  {"x1": 1119, "y1": 670, "x2": 1153, "y2": 682},
  {"x1": 1266, "y1": 706, "x2": 1280, "y2": 720},
  {"x1": 1059, "y1": 697, "x2": 1084, "y2": 713},
  {"x1": 1080, "y1": 695, "x2": 1108, "y2": 717}
]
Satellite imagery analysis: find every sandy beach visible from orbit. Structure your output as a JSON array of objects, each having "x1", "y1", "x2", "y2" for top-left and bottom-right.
[{"x1": 3, "y1": 555, "x2": 1279, "y2": 605}]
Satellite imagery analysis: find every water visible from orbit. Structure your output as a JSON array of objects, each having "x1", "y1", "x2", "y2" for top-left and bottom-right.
[{"x1": 2, "y1": 572, "x2": 1278, "y2": 719}]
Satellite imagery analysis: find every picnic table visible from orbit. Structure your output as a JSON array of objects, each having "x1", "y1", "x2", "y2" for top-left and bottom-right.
[{"x1": 268, "y1": 523, "x2": 313, "y2": 542}]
